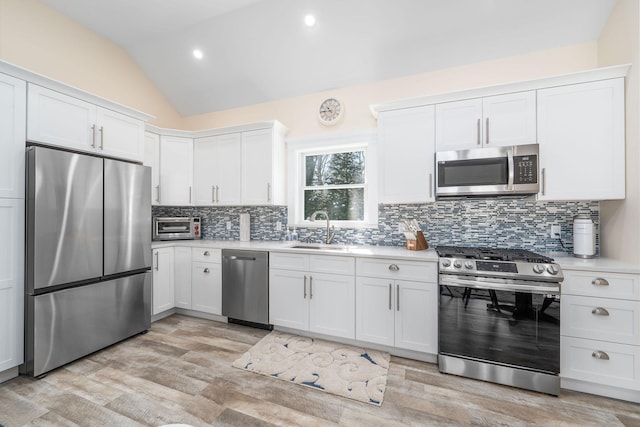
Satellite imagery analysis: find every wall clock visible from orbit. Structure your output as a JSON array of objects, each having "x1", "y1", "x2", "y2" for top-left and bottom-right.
[{"x1": 318, "y1": 97, "x2": 344, "y2": 125}]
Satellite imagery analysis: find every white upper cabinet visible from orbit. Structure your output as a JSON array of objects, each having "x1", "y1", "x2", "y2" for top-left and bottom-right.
[
  {"x1": 0, "y1": 73, "x2": 26, "y2": 199},
  {"x1": 435, "y1": 91, "x2": 536, "y2": 151},
  {"x1": 143, "y1": 132, "x2": 161, "y2": 205},
  {"x1": 193, "y1": 133, "x2": 241, "y2": 205},
  {"x1": 378, "y1": 105, "x2": 435, "y2": 203},
  {"x1": 242, "y1": 128, "x2": 279, "y2": 205},
  {"x1": 27, "y1": 84, "x2": 145, "y2": 162},
  {"x1": 159, "y1": 136, "x2": 193, "y2": 205},
  {"x1": 537, "y1": 78, "x2": 625, "y2": 201}
]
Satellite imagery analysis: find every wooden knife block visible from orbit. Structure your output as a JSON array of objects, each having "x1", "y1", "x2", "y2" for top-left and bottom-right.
[{"x1": 406, "y1": 230, "x2": 429, "y2": 251}]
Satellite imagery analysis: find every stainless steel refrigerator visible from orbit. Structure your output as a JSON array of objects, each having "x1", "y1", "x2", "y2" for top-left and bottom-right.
[{"x1": 22, "y1": 146, "x2": 152, "y2": 377}]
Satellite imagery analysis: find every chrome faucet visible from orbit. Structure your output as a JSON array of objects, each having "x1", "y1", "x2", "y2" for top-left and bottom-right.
[{"x1": 310, "y1": 210, "x2": 335, "y2": 244}]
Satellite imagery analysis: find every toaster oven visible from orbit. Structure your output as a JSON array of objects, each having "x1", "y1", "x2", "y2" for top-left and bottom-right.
[{"x1": 153, "y1": 217, "x2": 202, "y2": 240}]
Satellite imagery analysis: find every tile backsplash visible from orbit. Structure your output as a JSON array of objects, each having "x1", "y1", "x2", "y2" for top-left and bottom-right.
[{"x1": 153, "y1": 199, "x2": 598, "y2": 256}]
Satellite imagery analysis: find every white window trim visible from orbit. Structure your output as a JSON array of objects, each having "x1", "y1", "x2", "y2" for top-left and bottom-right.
[{"x1": 287, "y1": 129, "x2": 378, "y2": 229}]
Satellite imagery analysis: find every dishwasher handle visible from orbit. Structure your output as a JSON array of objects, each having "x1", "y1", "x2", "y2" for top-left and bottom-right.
[{"x1": 226, "y1": 256, "x2": 257, "y2": 261}]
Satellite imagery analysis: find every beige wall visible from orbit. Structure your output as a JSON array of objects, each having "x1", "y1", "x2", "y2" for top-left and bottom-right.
[
  {"x1": 0, "y1": 0, "x2": 183, "y2": 128},
  {"x1": 183, "y1": 43, "x2": 598, "y2": 137},
  {"x1": 598, "y1": 0, "x2": 640, "y2": 264}
]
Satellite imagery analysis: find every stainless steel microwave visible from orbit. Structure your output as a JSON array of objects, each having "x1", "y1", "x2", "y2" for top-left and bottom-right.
[
  {"x1": 153, "y1": 217, "x2": 202, "y2": 240},
  {"x1": 435, "y1": 144, "x2": 539, "y2": 199}
]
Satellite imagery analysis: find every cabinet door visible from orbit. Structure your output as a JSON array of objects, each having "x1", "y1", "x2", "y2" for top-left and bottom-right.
[
  {"x1": 241, "y1": 129, "x2": 273, "y2": 205},
  {"x1": 269, "y1": 269, "x2": 309, "y2": 330},
  {"x1": 152, "y1": 248, "x2": 175, "y2": 315},
  {"x1": 435, "y1": 98, "x2": 482, "y2": 151},
  {"x1": 191, "y1": 262, "x2": 222, "y2": 315},
  {"x1": 0, "y1": 199, "x2": 24, "y2": 371},
  {"x1": 96, "y1": 107, "x2": 144, "y2": 162},
  {"x1": 0, "y1": 74, "x2": 26, "y2": 199},
  {"x1": 395, "y1": 280, "x2": 438, "y2": 353},
  {"x1": 378, "y1": 105, "x2": 436, "y2": 203},
  {"x1": 144, "y1": 132, "x2": 161, "y2": 205},
  {"x1": 482, "y1": 91, "x2": 536, "y2": 147},
  {"x1": 159, "y1": 136, "x2": 193, "y2": 205},
  {"x1": 216, "y1": 134, "x2": 242, "y2": 205},
  {"x1": 355, "y1": 277, "x2": 395, "y2": 346},
  {"x1": 174, "y1": 247, "x2": 192, "y2": 309},
  {"x1": 538, "y1": 79, "x2": 625, "y2": 200},
  {"x1": 309, "y1": 273, "x2": 355, "y2": 339},
  {"x1": 193, "y1": 136, "x2": 219, "y2": 205},
  {"x1": 27, "y1": 84, "x2": 96, "y2": 152}
]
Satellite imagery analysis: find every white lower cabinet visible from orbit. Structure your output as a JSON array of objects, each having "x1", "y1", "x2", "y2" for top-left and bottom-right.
[
  {"x1": 269, "y1": 253, "x2": 355, "y2": 339},
  {"x1": 174, "y1": 247, "x2": 192, "y2": 309},
  {"x1": 152, "y1": 247, "x2": 175, "y2": 315},
  {"x1": 561, "y1": 268, "x2": 640, "y2": 401},
  {"x1": 356, "y1": 258, "x2": 438, "y2": 353},
  {"x1": 191, "y1": 262, "x2": 222, "y2": 315}
]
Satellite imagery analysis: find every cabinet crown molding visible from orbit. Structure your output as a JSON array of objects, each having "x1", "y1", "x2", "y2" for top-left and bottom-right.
[
  {"x1": 146, "y1": 120, "x2": 288, "y2": 139},
  {"x1": 370, "y1": 64, "x2": 631, "y2": 117}
]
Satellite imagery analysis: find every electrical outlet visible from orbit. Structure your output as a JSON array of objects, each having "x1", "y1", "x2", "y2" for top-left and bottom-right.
[
  {"x1": 550, "y1": 225, "x2": 561, "y2": 238},
  {"x1": 275, "y1": 221, "x2": 282, "y2": 231},
  {"x1": 226, "y1": 221, "x2": 232, "y2": 231}
]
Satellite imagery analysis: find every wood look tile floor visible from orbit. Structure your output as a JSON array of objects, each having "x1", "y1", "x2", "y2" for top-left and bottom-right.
[{"x1": 1, "y1": 315, "x2": 639, "y2": 427}]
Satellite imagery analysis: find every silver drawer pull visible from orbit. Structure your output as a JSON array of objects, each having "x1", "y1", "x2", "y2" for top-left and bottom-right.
[
  {"x1": 591, "y1": 307, "x2": 610, "y2": 316},
  {"x1": 304, "y1": 275, "x2": 307, "y2": 299},
  {"x1": 592, "y1": 278, "x2": 610, "y2": 286},
  {"x1": 203, "y1": 251, "x2": 210, "y2": 256},
  {"x1": 592, "y1": 350, "x2": 610, "y2": 360},
  {"x1": 388, "y1": 264, "x2": 399, "y2": 271},
  {"x1": 203, "y1": 268, "x2": 210, "y2": 273}
]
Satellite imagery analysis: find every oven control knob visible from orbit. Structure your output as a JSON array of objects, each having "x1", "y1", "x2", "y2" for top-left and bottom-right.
[
  {"x1": 464, "y1": 261, "x2": 474, "y2": 269},
  {"x1": 533, "y1": 264, "x2": 545, "y2": 274},
  {"x1": 547, "y1": 265, "x2": 559, "y2": 275},
  {"x1": 453, "y1": 260, "x2": 462, "y2": 269},
  {"x1": 441, "y1": 259, "x2": 451, "y2": 268}
]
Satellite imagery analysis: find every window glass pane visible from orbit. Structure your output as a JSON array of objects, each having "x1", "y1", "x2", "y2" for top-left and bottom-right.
[
  {"x1": 304, "y1": 188, "x2": 364, "y2": 221},
  {"x1": 305, "y1": 151, "x2": 365, "y2": 186}
]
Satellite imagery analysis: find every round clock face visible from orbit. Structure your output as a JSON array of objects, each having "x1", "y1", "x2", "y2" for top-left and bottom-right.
[{"x1": 318, "y1": 98, "x2": 343, "y2": 125}]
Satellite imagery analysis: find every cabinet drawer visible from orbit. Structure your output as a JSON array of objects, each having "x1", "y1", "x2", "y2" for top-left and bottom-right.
[
  {"x1": 562, "y1": 295, "x2": 640, "y2": 345},
  {"x1": 191, "y1": 247, "x2": 221, "y2": 263},
  {"x1": 356, "y1": 258, "x2": 437, "y2": 282},
  {"x1": 561, "y1": 336, "x2": 640, "y2": 390},
  {"x1": 270, "y1": 252, "x2": 310, "y2": 271},
  {"x1": 562, "y1": 270, "x2": 639, "y2": 300},
  {"x1": 309, "y1": 255, "x2": 354, "y2": 275}
]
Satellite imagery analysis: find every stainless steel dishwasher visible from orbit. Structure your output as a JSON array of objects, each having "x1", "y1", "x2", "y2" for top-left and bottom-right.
[{"x1": 222, "y1": 249, "x2": 271, "y2": 328}]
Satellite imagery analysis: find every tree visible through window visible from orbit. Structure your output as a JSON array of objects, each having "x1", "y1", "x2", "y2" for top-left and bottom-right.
[{"x1": 304, "y1": 150, "x2": 366, "y2": 221}]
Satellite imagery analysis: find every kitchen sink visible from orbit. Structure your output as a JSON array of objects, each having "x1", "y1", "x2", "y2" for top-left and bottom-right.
[{"x1": 288, "y1": 244, "x2": 350, "y2": 252}]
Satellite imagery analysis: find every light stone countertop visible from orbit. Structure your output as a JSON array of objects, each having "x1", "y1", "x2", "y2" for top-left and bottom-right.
[{"x1": 552, "y1": 255, "x2": 640, "y2": 274}]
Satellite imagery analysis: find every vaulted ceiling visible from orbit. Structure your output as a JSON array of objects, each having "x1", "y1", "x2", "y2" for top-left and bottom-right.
[{"x1": 40, "y1": 0, "x2": 618, "y2": 116}]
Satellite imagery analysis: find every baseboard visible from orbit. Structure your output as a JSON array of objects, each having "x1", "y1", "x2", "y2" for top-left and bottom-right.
[
  {"x1": 0, "y1": 366, "x2": 19, "y2": 384},
  {"x1": 561, "y1": 377, "x2": 640, "y2": 403}
]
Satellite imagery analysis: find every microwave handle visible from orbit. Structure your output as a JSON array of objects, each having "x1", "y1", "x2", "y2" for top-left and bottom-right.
[{"x1": 507, "y1": 149, "x2": 515, "y2": 190}]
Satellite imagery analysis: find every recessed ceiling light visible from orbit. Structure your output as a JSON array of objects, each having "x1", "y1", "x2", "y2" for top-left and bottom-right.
[
  {"x1": 304, "y1": 14, "x2": 316, "y2": 27},
  {"x1": 193, "y1": 49, "x2": 204, "y2": 60}
]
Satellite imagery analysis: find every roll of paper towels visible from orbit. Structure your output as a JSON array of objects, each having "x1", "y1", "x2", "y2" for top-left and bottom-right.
[{"x1": 240, "y1": 213, "x2": 250, "y2": 241}]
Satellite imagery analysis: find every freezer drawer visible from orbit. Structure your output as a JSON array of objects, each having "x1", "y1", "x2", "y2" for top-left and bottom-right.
[{"x1": 22, "y1": 271, "x2": 151, "y2": 377}]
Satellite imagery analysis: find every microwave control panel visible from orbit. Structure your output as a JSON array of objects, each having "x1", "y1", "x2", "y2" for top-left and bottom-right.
[{"x1": 513, "y1": 155, "x2": 538, "y2": 184}]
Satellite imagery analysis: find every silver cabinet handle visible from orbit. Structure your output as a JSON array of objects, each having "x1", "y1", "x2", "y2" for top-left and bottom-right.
[
  {"x1": 216, "y1": 185, "x2": 220, "y2": 203},
  {"x1": 541, "y1": 168, "x2": 546, "y2": 196},
  {"x1": 309, "y1": 276, "x2": 313, "y2": 299},
  {"x1": 303, "y1": 275, "x2": 307, "y2": 299},
  {"x1": 154, "y1": 251, "x2": 159, "y2": 271},
  {"x1": 267, "y1": 183, "x2": 271, "y2": 202},
  {"x1": 155, "y1": 185, "x2": 160, "y2": 203},
  {"x1": 388, "y1": 264, "x2": 399, "y2": 271},
  {"x1": 592, "y1": 278, "x2": 610, "y2": 286},
  {"x1": 91, "y1": 124, "x2": 97, "y2": 148},
  {"x1": 99, "y1": 126, "x2": 104, "y2": 150},
  {"x1": 592, "y1": 350, "x2": 610, "y2": 360},
  {"x1": 396, "y1": 284, "x2": 400, "y2": 311},
  {"x1": 203, "y1": 251, "x2": 210, "y2": 256},
  {"x1": 212, "y1": 185, "x2": 215, "y2": 203},
  {"x1": 591, "y1": 307, "x2": 610, "y2": 316},
  {"x1": 477, "y1": 118, "x2": 481, "y2": 145},
  {"x1": 429, "y1": 173, "x2": 433, "y2": 199},
  {"x1": 388, "y1": 283, "x2": 392, "y2": 310},
  {"x1": 485, "y1": 117, "x2": 490, "y2": 144},
  {"x1": 203, "y1": 268, "x2": 210, "y2": 274},
  {"x1": 189, "y1": 186, "x2": 192, "y2": 204}
]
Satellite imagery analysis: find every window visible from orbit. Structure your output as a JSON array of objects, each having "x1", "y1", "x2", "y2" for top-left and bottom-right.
[{"x1": 288, "y1": 130, "x2": 378, "y2": 228}]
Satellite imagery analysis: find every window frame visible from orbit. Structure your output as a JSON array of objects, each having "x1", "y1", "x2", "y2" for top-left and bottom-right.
[{"x1": 287, "y1": 130, "x2": 378, "y2": 229}]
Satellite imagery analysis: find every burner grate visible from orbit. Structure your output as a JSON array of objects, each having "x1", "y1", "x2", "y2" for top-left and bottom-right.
[{"x1": 435, "y1": 245, "x2": 554, "y2": 263}]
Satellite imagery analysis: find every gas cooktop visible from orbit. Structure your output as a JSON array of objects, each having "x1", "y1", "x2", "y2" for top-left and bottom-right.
[{"x1": 435, "y1": 245, "x2": 554, "y2": 264}]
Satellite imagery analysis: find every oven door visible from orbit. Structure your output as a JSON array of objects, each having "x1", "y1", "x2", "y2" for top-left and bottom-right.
[
  {"x1": 153, "y1": 218, "x2": 193, "y2": 240},
  {"x1": 439, "y1": 274, "x2": 560, "y2": 375}
]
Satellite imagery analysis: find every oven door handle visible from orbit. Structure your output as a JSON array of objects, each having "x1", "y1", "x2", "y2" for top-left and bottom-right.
[{"x1": 440, "y1": 275, "x2": 560, "y2": 294}]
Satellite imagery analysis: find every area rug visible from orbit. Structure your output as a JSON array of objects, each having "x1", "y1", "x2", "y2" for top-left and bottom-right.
[{"x1": 232, "y1": 331, "x2": 390, "y2": 406}]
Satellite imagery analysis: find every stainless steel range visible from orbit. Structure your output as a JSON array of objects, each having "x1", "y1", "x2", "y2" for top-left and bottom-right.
[{"x1": 437, "y1": 245, "x2": 562, "y2": 396}]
